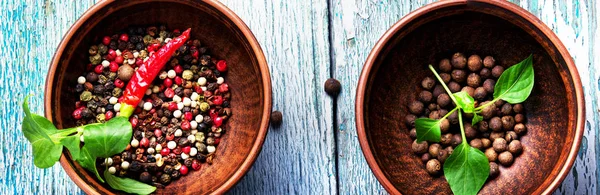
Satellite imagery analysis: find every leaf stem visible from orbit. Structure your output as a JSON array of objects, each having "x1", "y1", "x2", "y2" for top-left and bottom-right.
[
  {"x1": 474, "y1": 98, "x2": 498, "y2": 111},
  {"x1": 457, "y1": 109, "x2": 467, "y2": 142},
  {"x1": 442, "y1": 107, "x2": 458, "y2": 120},
  {"x1": 428, "y1": 65, "x2": 459, "y2": 105}
]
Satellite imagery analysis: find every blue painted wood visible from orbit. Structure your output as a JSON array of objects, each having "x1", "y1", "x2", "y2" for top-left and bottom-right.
[{"x1": 0, "y1": 0, "x2": 597, "y2": 194}]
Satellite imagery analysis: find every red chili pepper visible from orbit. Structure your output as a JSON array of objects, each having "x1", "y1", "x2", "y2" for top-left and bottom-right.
[{"x1": 120, "y1": 28, "x2": 191, "y2": 117}]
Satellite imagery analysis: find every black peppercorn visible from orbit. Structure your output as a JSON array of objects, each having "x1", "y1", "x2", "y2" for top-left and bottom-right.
[
  {"x1": 86, "y1": 72, "x2": 99, "y2": 83},
  {"x1": 81, "y1": 108, "x2": 93, "y2": 119},
  {"x1": 140, "y1": 172, "x2": 152, "y2": 183},
  {"x1": 479, "y1": 68, "x2": 491, "y2": 79},
  {"x1": 492, "y1": 65, "x2": 504, "y2": 78},
  {"x1": 451, "y1": 69, "x2": 467, "y2": 83},
  {"x1": 170, "y1": 170, "x2": 181, "y2": 180},
  {"x1": 485, "y1": 148, "x2": 497, "y2": 162},
  {"x1": 408, "y1": 101, "x2": 425, "y2": 115},
  {"x1": 448, "y1": 82, "x2": 461, "y2": 93},
  {"x1": 470, "y1": 138, "x2": 483, "y2": 150},
  {"x1": 74, "y1": 84, "x2": 85, "y2": 93},
  {"x1": 129, "y1": 161, "x2": 142, "y2": 172},
  {"x1": 439, "y1": 59, "x2": 452, "y2": 72},
  {"x1": 419, "y1": 91, "x2": 433, "y2": 103},
  {"x1": 412, "y1": 140, "x2": 428, "y2": 154},
  {"x1": 467, "y1": 73, "x2": 481, "y2": 88},
  {"x1": 324, "y1": 78, "x2": 342, "y2": 97},
  {"x1": 501, "y1": 116, "x2": 515, "y2": 131},
  {"x1": 437, "y1": 94, "x2": 451, "y2": 108},
  {"x1": 451, "y1": 52, "x2": 467, "y2": 69},
  {"x1": 439, "y1": 73, "x2": 451, "y2": 84},
  {"x1": 421, "y1": 77, "x2": 436, "y2": 90},
  {"x1": 467, "y1": 55, "x2": 482, "y2": 72},
  {"x1": 426, "y1": 159, "x2": 441, "y2": 175},
  {"x1": 493, "y1": 138, "x2": 507, "y2": 152},
  {"x1": 514, "y1": 123, "x2": 527, "y2": 135},
  {"x1": 271, "y1": 111, "x2": 283, "y2": 127}
]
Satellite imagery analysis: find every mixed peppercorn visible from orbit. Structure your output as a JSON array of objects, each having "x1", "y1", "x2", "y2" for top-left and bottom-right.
[
  {"x1": 71, "y1": 25, "x2": 231, "y2": 188},
  {"x1": 408, "y1": 53, "x2": 527, "y2": 178}
]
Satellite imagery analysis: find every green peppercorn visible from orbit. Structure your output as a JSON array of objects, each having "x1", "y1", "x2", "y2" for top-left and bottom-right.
[
  {"x1": 80, "y1": 91, "x2": 93, "y2": 102},
  {"x1": 412, "y1": 140, "x2": 428, "y2": 154},
  {"x1": 483, "y1": 56, "x2": 495, "y2": 68},
  {"x1": 440, "y1": 119, "x2": 450, "y2": 133},
  {"x1": 467, "y1": 73, "x2": 481, "y2": 88},
  {"x1": 418, "y1": 91, "x2": 433, "y2": 103},
  {"x1": 470, "y1": 138, "x2": 483, "y2": 150},
  {"x1": 514, "y1": 123, "x2": 527, "y2": 135},
  {"x1": 481, "y1": 138, "x2": 491, "y2": 148},
  {"x1": 498, "y1": 151, "x2": 514, "y2": 166},
  {"x1": 89, "y1": 54, "x2": 102, "y2": 65},
  {"x1": 426, "y1": 159, "x2": 441, "y2": 175},
  {"x1": 408, "y1": 101, "x2": 425, "y2": 115},
  {"x1": 440, "y1": 133, "x2": 453, "y2": 145},
  {"x1": 493, "y1": 138, "x2": 507, "y2": 152},
  {"x1": 159, "y1": 173, "x2": 171, "y2": 184},
  {"x1": 98, "y1": 44, "x2": 108, "y2": 54},
  {"x1": 501, "y1": 116, "x2": 515, "y2": 131},
  {"x1": 405, "y1": 114, "x2": 417, "y2": 127},
  {"x1": 489, "y1": 117, "x2": 502, "y2": 131},
  {"x1": 448, "y1": 82, "x2": 461, "y2": 93},
  {"x1": 96, "y1": 113, "x2": 106, "y2": 123},
  {"x1": 439, "y1": 73, "x2": 451, "y2": 84},
  {"x1": 461, "y1": 86, "x2": 475, "y2": 97},
  {"x1": 489, "y1": 162, "x2": 499, "y2": 177},
  {"x1": 439, "y1": 59, "x2": 452, "y2": 72},
  {"x1": 421, "y1": 77, "x2": 436, "y2": 90},
  {"x1": 432, "y1": 85, "x2": 445, "y2": 98},
  {"x1": 98, "y1": 75, "x2": 108, "y2": 85},
  {"x1": 438, "y1": 150, "x2": 449, "y2": 163},
  {"x1": 467, "y1": 55, "x2": 482, "y2": 72},
  {"x1": 112, "y1": 88, "x2": 122, "y2": 97},
  {"x1": 199, "y1": 102, "x2": 210, "y2": 112},
  {"x1": 451, "y1": 52, "x2": 467, "y2": 69},
  {"x1": 492, "y1": 65, "x2": 505, "y2": 78},
  {"x1": 437, "y1": 94, "x2": 451, "y2": 108},
  {"x1": 513, "y1": 104, "x2": 524, "y2": 113},
  {"x1": 508, "y1": 140, "x2": 523, "y2": 154},
  {"x1": 515, "y1": 114, "x2": 525, "y2": 123},
  {"x1": 451, "y1": 69, "x2": 467, "y2": 83},
  {"x1": 429, "y1": 143, "x2": 441, "y2": 158},
  {"x1": 473, "y1": 87, "x2": 487, "y2": 101},
  {"x1": 485, "y1": 147, "x2": 497, "y2": 162},
  {"x1": 480, "y1": 68, "x2": 491, "y2": 79}
]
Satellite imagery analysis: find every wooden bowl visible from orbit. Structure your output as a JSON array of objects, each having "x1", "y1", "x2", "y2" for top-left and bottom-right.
[
  {"x1": 356, "y1": 0, "x2": 585, "y2": 194},
  {"x1": 43, "y1": 0, "x2": 271, "y2": 194}
]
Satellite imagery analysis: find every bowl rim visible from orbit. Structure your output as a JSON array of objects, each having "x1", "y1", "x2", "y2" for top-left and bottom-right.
[
  {"x1": 355, "y1": 0, "x2": 585, "y2": 194},
  {"x1": 43, "y1": 0, "x2": 272, "y2": 194}
]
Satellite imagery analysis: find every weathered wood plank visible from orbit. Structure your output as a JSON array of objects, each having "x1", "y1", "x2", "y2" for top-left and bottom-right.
[{"x1": 329, "y1": 0, "x2": 599, "y2": 194}]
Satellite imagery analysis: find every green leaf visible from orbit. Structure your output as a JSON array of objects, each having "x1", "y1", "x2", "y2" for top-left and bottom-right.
[
  {"x1": 61, "y1": 133, "x2": 82, "y2": 161},
  {"x1": 104, "y1": 170, "x2": 156, "y2": 194},
  {"x1": 21, "y1": 97, "x2": 63, "y2": 168},
  {"x1": 82, "y1": 117, "x2": 132, "y2": 158},
  {"x1": 444, "y1": 142, "x2": 490, "y2": 195},
  {"x1": 415, "y1": 118, "x2": 441, "y2": 142},
  {"x1": 78, "y1": 148, "x2": 104, "y2": 182},
  {"x1": 472, "y1": 113, "x2": 483, "y2": 125},
  {"x1": 453, "y1": 92, "x2": 475, "y2": 113},
  {"x1": 493, "y1": 55, "x2": 534, "y2": 104}
]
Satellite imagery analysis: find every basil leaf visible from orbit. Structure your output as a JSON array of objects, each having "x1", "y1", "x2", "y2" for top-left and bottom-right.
[
  {"x1": 61, "y1": 133, "x2": 82, "y2": 161},
  {"x1": 82, "y1": 117, "x2": 132, "y2": 158},
  {"x1": 444, "y1": 142, "x2": 490, "y2": 195},
  {"x1": 21, "y1": 97, "x2": 63, "y2": 168},
  {"x1": 78, "y1": 148, "x2": 104, "y2": 182},
  {"x1": 415, "y1": 118, "x2": 441, "y2": 142},
  {"x1": 104, "y1": 170, "x2": 157, "y2": 195},
  {"x1": 453, "y1": 92, "x2": 475, "y2": 113},
  {"x1": 472, "y1": 113, "x2": 483, "y2": 125},
  {"x1": 493, "y1": 55, "x2": 534, "y2": 104}
]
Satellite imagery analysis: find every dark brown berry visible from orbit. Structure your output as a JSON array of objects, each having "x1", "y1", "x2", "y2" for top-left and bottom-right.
[
  {"x1": 421, "y1": 153, "x2": 431, "y2": 163},
  {"x1": 118, "y1": 64, "x2": 134, "y2": 81},
  {"x1": 483, "y1": 79, "x2": 495, "y2": 94},
  {"x1": 514, "y1": 123, "x2": 527, "y2": 135},
  {"x1": 483, "y1": 56, "x2": 495, "y2": 68},
  {"x1": 439, "y1": 59, "x2": 452, "y2": 72},
  {"x1": 480, "y1": 101, "x2": 495, "y2": 119},
  {"x1": 451, "y1": 53, "x2": 467, "y2": 69},
  {"x1": 324, "y1": 78, "x2": 341, "y2": 96},
  {"x1": 448, "y1": 111, "x2": 458, "y2": 125},
  {"x1": 440, "y1": 119, "x2": 450, "y2": 133},
  {"x1": 271, "y1": 111, "x2": 283, "y2": 127},
  {"x1": 410, "y1": 128, "x2": 417, "y2": 139},
  {"x1": 451, "y1": 134, "x2": 462, "y2": 147},
  {"x1": 408, "y1": 101, "x2": 425, "y2": 115},
  {"x1": 508, "y1": 140, "x2": 523, "y2": 154},
  {"x1": 426, "y1": 159, "x2": 441, "y2": 175},
  {"x1": 470, "y1": 138, "x2": 483, "y2": 150},
  {"x1": 501, "y1": 116, "x2": 515, "y2": 131},
  {"x1": 432, "y1": 85, "x2": 445, "y2": 98},
  {"x1": 429, "y1": 110, "x2": 441, "y2": 119},
  {"x1": 451, "y1": 69, "x2": 467, "y2": 83},
  {"x1": 489, "y1": 132, "x2": 505, "y2": 141},
  {"x1": 505, "y1": 131, "x2": 518, "y2": 143},
  {"x1": 513, "y1": 104, "x2": 524, "y2": 113},
  {"x1": 467, "y1": 73, "x2": 481, "y2": 88},
  {"x1": 494, "y1": 99, "x2": 505, "y2": 107},
  {"x1": 461, "y1": 86, "x2": 475, "y2": 97},
  {"x1": 480, "y1": 68, "x2": 491, "y2": 79},
  {"x1": 465, "y1": 123, "x2": 477, "y2": 139},
  {"x1": 489, "y1": 117, "x2": 502, "y2": 131},
  {"x1": 428, "y1": 103, "x2": 438, "y2": 111},
  {"x1": 429, "y1": 143, "x2": 441, "y2": 158},
  {"x1": 421, "y1": 77, "x2": 436, "y2": 90},
  {"x1": 477, "y1": 121, "x2": 489, "y2": 132},
  {"x1": 441, "y1": 133, "x2": 453, "y2": 145},
  {"x1": 445, "y1": 146, "x2": 454, "y2": 155},
  {"x1": 412, "y1": 140, "x2": 429, "y2": 154},
  {"x1": 467, "y1": 55, "x2": 483, "y2": 72},
  {"x1": 489, "y1": 162, "x2": 499, "y2": 177},
  {"x1": 140, "y1": 172, "x2": 152, "y2": 183},
  {"x1": 500, "y1": 103, "x2": 513, "y2": 116},
  {"x1": 492, "y1": 65, "x2": 504, "y2": 78},
  {"x1": 473, "y1": 87, "x2": 487, "y2": 101},
  {"x1": 448, "y1": 82, "x2": 461, "y2": 93},
  {"x1": 481, "y1": 138, "x2": 491, "y2": 148},
  {"x1": 437, "y1": 94, "x2": 451, "y2": 108},
  {"x1": 485, "y1": 148, "x2": 497, "y2": 162},
  {"x1": 515, "y1": 114, "x2": 526, "y2": 123},
  {"x1": 438, "y1": 109, "x2": 449, "y2": 117},
  {"x1": 405, "y1": 114, "x2": 417, "y2": 127},
  {"x1": 439, "y1": 73, "x2": 451, "y2": 84},
  {"x1": 438, "y1": 150, "x2": 450, "y2": 163},
  {"x1": 419, "y1": 91, "x2": 433, "y2": 103},
  {"x1": 498, "y1": 151, "x2": 514, "y2": 166},
  {"x1": 493, "y1": 138, "x2": 507, "y2": 152}
]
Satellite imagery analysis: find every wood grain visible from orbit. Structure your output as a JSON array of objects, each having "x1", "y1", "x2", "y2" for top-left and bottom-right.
[{"x1": 0, "y1": 0, "x2": 598, "y2": 194}]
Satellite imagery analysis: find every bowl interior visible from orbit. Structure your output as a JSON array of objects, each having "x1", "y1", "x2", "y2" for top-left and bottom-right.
[
  {"x1": 47, "y1": 0, "x2": 267, "y2": 194},
  {"x1": 361, "y1": 2, "x2": 579, "y2": 195}
]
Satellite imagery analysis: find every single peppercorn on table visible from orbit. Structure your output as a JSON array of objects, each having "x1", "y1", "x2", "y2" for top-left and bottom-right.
[{"x1": 2, "y1": 0, "x2": 599, "y2": 194}]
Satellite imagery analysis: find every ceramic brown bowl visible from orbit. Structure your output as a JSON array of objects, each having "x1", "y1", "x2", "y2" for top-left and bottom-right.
[
  {"x1": 356, "y1": 0, "x2": 585, "y2": 194},
  {"x1": 43, "y1": 0, "x2": 271, "y2": 194}
]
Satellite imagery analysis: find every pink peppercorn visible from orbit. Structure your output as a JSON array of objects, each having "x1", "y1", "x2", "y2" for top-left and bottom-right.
[
  {"x1": 119, "y1": 33, "x2": 129, "y2": 42},
  {"x1": 180, "y1": 165, "x2": 189, "y2": 175},
  {"x1": 166, "y1": 133, "x2": 174, "y2": 141},
  {"x1": 160, "y1": 148, "x2": 170, "y2": 156},
  {"x1": 154, "y1": 129, "x2": 162, "y2": 138},
  {"x1": 219, "y1": 83, "x2": 229, "y2": 93},
  {"x1": 212, "y1": 96, "x2": 223, "y2": 106},
  {"x1": 174, "y1": 76, "x2": 183, "y2": 85},
  {"x1": 164, "y1": 88, "x2": 175, "y2": 98},
  {"x1": 168, "y1": 102, "x2": 178, "y2": 111},
  {"x1": 72, "y1": 107, "x2": 83, "y2": 119},
  {"x1": 214, "y1": 138, "x2": 221, "y2": 145},
  {"x1": 216, "y1": 60, "x2": 227, "y2": 72},
  {"x1": 135, "y1": 58, "x2": 143, "y2": 66},
  {"x1": 192, "y1": 160, "x2": 201, "y2": 171},
  {"x1": 163, "y1": 78, "x2": 173, "y2": 87},
  {"x1": 115, "y1": 56, "x2": 124, "y2": 64},
  {"x1": 214, "y1": 117, "x2": 223, "y2": 127},
  {"x1": 105, "y1": 111, "x2": 114, "y2": 120},
  {"x1": 182, "y1": 146, "x2": 191, "y2": 154},
  {"x1": 109, "y1": 62, "x2": 119, "y2": 72},
  {"x1": 184, "y1": 112, "x2": 193, "y2": 121},
  {"x1": 107, "y1": 49, "x2": 116, "y2": 61},
  {"x1": 174, "y1": 65, "x2": 183, "y2": 74},
  {"x1": 194, "y1": 85, "x2": 203, "y2": 94},
  {"x1": 94, "y1": 65, "x2": 104, "y2": 74},
  {"x1": 180, "y1": 120, "x2": 190, "y2": 131},
  {"x1": 130, "y1": 117, "x2": 138, "y2": 128},
  {"x1": 102, "y1": 36, "x2": 111, "y2": 45},
  {"x1": 140, "y1": 137, "x2": 149, "y2": 148},
  {"x1": 191, "y1": 50, "x2": 199, "y2": 59},
  {"x1": 209, "y1": 109, "x2": 218, "y2": 119},
  {"x1": 86, "y1": 63, "x2": 93, "y2": 71},
  {"x1": 114, "y1": 79, "x2": 124, "y2": 88}
]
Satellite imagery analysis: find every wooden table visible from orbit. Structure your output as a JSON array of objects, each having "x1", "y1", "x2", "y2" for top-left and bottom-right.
[{"x1": 1, "y1": 0, "x2": 598, "y2": 194}]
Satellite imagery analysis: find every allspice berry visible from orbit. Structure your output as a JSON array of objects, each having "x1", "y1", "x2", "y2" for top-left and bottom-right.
[
  {"x1": 465, "y1": 123, "x2": 477, "y2": 139},
  {"x1": 473, "y1": 87, "x2": 487, "y2": 101},
  {"x1": 515, "y1": 114, "x2": 526, "y2": 123},
  {"x1": 451, "y1": 52, "x2": 467, "y2": 69},
  {"x1": 481, "y1": 138, "x2": 491, "y2": 148},
  {"x1": 405, "y1": 114, "x2": 417, "y2": 127},
  {"x1": 421, "y1": 153, "x2": 431, "y2": 163},
  {"x1": 448, "y1": 81, "x2": 461, "y2": 93},
  {"x1": 482, "y1": 79, "x2": 495, "y2": 94},
  {"x1": 498, "y1": 151, "x2": 514, "y2": 166},
  {"x1": 489, "y1": 162, "x2": 499, "y2": 178},
  {"x1": 426, "y1": 159, "x2": 442, "y2": 175},
  {"x1": 505, "y1": 131, "x2": 518, "y2": 143},
  {"x1": 419, "y1": 91, "x2": 433, "y2": 103},
  {"x1": 461, "y1": 86, "x2": 475, "y2": 97},
  {"x1": 428, "y1": 103, "x2": 438, "y2": 111},
  {"x1": 501, "y1": 116, "x2": 515, "y2": 131},
  {"x1": 410, "y1": 128, "x2": 417, "y2": 139},
  {"x1": 408, "y1": 101, "x2": 425, "y2": 115},
  {"x1": 477, "y1": 121, "x2": 489, "y2": 132},
  {"x1": 508, "y1": 140, "x2": 523, "y2": 154},
  {"x1": 324, "y1": 78, "x2": 341, "y2": 97},
  {"x1": 489, "y1": 132, "x2": 505, "y2": 141},
  {"x1": 421, "y1": 77, "x2": 436, "y2": 90},
  {"x1": 492, "y1": 65, "x2": 505, "y2": 78},
  {"x1": 441, "y1": 133, "x2": 453, "y2": 145},
  {"x1": 493, "y1": 138, "x2": 508, "y2": 152},
  {"x1": 480, "y1": 101, "x2": 496, "y2": 119},
  {"x1": 467, "y1": 73, "x2": 481, "y2": 88},
  {"x1": 440, "y1": 119, "x2": 450, "y2": 133},
  {"x1": 118, "y1": 64, "x2": 134, "y2": 82},
  {"x1": 513, "y1": 104, "x2": 524, "y2": 113},
  {"x1": 437, "y1": 94, "x2": 451, "y2": 108},
  {"x1": 483, "y1": 56, "x2": 495, "y2": 68},
  {"x1": 470, "y1": 138, "x2": 483, "y2": 150},
  {"x1": 445, "y1": 146, "x2": 454, "y2": 155},
  {"x1": 467, "y1": 55, "x2": 483, "y2": 72},
  {"x1": 485, "y1": 148, "x2": 498, "y2": 162},
  {"x1": 451, "y1": 134, "x2": 462, "y2": 147},
  {"x1": 448, "y1": 111, "x2": 458, "y2": 125},
  {"x1": 433, "y1": 85, "x2": 445, "y2": 98},
  {"x1": 429, "y1": 143, "x2": 441, "y2": 158},
  {"x1": 489, "y1": 117, "x2": 502, "y2": 131},
  {"x1": 439, "y1": 59, "x2": 452, "y2": 72},
  {"x1": 438, "y1": 150, "x2": 450, "y2": 163},
  {"x1": 271, "y1": 111, "x2": 283, "y2": 127},
  {"x1": 412, "y1": 140, "x2": 429, "y2": 154},
  {"x1": 500, "y1": 103, "x2": 513, "y2": 116},
  {"x1": 514, "y1": 123, "x2": 527, "y2": 135},
  {"x1": 480, "y1": 68, "x2": 491, "y2": 79},
  {"x1": 451, "y1": 69, "x2": 467, "y2": 83},
  {"x1": 429, "y1": 110, "x2": 441, "y2": 120},
  {"x1": 439, "y1": 73, "x2": 451, "y2": 84}
]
